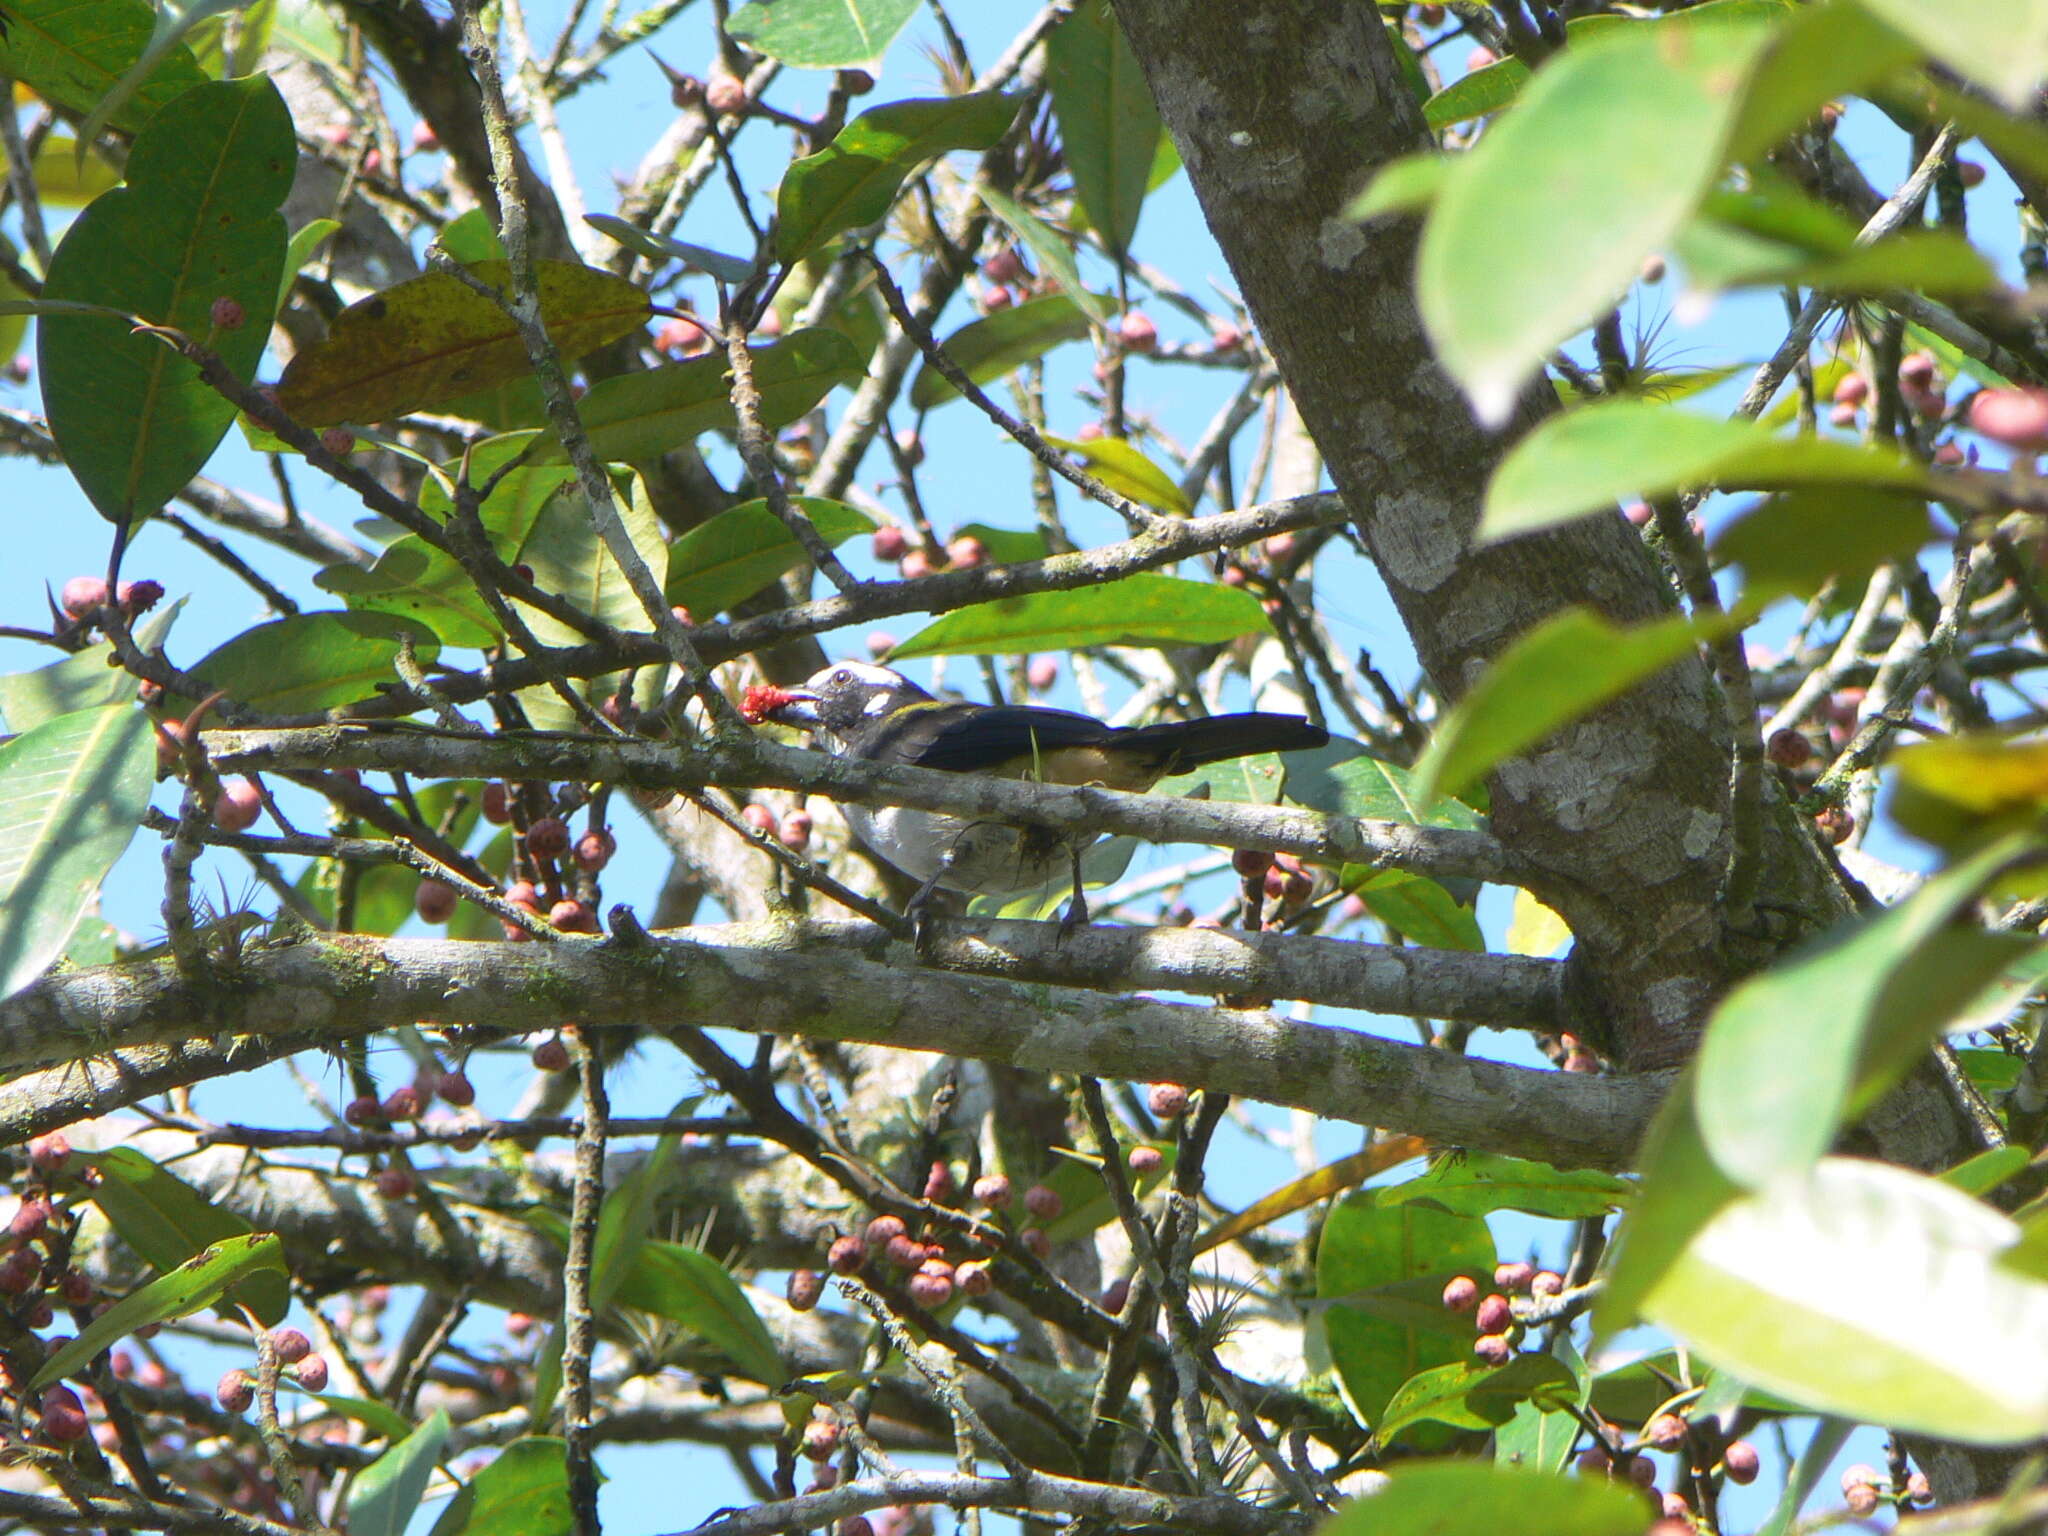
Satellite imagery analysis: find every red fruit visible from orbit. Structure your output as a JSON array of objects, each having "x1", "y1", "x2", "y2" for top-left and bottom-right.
[
  {"x1": 1662, "y1": 1492, "x2": 1690, "y2": 1520},
  {"x1": 1529, "y1": 1270, "x2": 1564, "y2": 1298},
  {"x1": 58, "y1": 1269, "x2": 92, "y2": 1306},
  {"x1": 1626, "y1": 1454, "x2": 1657, "y2": 1487},
  {"x1": 1576, "y1": 1447, "x2": 1612, "y2": 1476},
  {"x1": 828, "y1": 1235, "x2": 865, "y2": 1275},
  {"x1": 1022, "y1": 1185, "x2": 1062, "y2": 1221},
  {"x1": 923, "y1": 1161, "x2": 954, "y2": 1203},
  {"x1": 956, "y1": 1259, "x2": 993, "y2": 1297},
  {"x1": 1900, "y1": 350, "x2": 1939, "y2": 387},
  {"x1": 344, "y1": 1094, "x2": 380, "y2": 1127},
  {"x1": 549, "y1": 899, "x2": 597, "y2": 934},
  {"x1": 945, "y1": 535, "x2": 988, "y2": 570},
  {"x1": 1473, "y1": 1332, "x2": 1512, "y2": 1366},
  {"x1": 705, "y1": 72, "x2": 747, "y2": 115},
  {"x1": 1442, "y1": 1276, "x2": 1479, "y2": 1313},
  {"x1": 1766, "y1": 728, "x2": 1813, "y2": 769},
  {"x1": 1020, "y1": 1227, "x2": 1052, "y2": 1259},
  {"x1": 1117, "y1": 310, "x2": 1158, "y2": 353},
  {"x1": 979, "y1": 284, "x2": 1014, "y2": 314},
  {"x1": 118, "y1": 578, "x2": 164, "y2": 614},
  {"x1": 740, "y1": 683, "x2": 794, "y2": 724},
  {"x1": 209, "y1": 296, "x2": 246, "y2": 331},
  {"x1": 1833, "y1": 373, "x2": 1869, "y2": 406},
  {"x1": 0, "y1": 1250, "x2": 34, "y2": 1296},
  {"x1": 533, "y1": 1036, "x2": 572, "y2": 1072},
  {"x1": 1149, "y1": 1082, "x2": 1189, "y2": 1118},
  {"x1": 1814, "y1": 804, "x2": 1854, "y2": 845},
  {"x1": 1027, "y1": 656, "x2": 1059, "y2": 692},
  {"x1": 865, "y1": 1214, "x2": 908, "y2": 1249},
  {"x1": 374, "y1": 1166, "x2": 414, "y2": 1199},
  {"x1": 778, "y1": 811, "x2": 813, "y2": 852},
  {"x1": 1417, "y1": 3, "x2": 1446, "y2": 22},
  {"x1": 11, "y1": 1197, "x2": 51, "y2": 1241},
  {"x1": 883, "y1": 1234, "x2": 924, "y2": 1270},
  {"x1": 414, "y1": 879, "x2": 458, "y2": 924},
  {"x1": 574, "y1": 828, "x2": 616, "y2": 872},
  {"x1": 506, "y1": 1311, "x2": 536, "y2": 1337},
  {"x1": 481, "y1": 782, "x2": 512, "y2": 824},
  {"x1": 1934, "y1": 441, "x2": 1966, "y2": 465},
  {"x1": 1969, "y1": 387, "x2": 2048, "y2": 450},
  {"x1": 60, "y1": 577, "x2": 108, "y2": 619},
  {"x1": 787, "y1": 1268, "x2": 824, "y2": 1312},
  {"x1": 271, "y1": 1328, "x2": 312, "y2": 1365},
  {"x1": 437, "y1": 1071, "x2": 475, "y2": 1107},
  {"x1": 24, "y1": 1297, "x2": 53, "y2": 1329},
  {"x1": 802, "y1": 1415, "x2": 841, "y2": 1461},
  {"x1": 380, "y1": 1086, "x2": 420, "y2": 1122},
  {"x1": 872, "y1": 525, "x2": 909, "y2": 562},
  {"x1": 1722, "y1": 1440, "x2": 1760, "y2": 1484},
  {"x1": 527, "y1": 816, "x2": 570, "y2": 860},
  {"x1": 42, "y1": 1395, "x2": 89, "y2": 1441},
  {"x1": 293, "y1": 1354, "x2": 329, "y2": 1391},
  {"x1": 906, "y1": 1270, "x2": 954, "y2": 1307},
  {"x1": 214, "y1": 779, "x2": 264, "y2": 834},
  {"x1": 741, "y1": 803, "x2": 777, "y2": 836},
  {"x1": 320, "y1": 426, "x2": 356, "y2": 457},
  {"x1": 1958, "y1": 159, "x2": 1987, "y2": 189},
  {"x1": 971, "y1": 1174, "x2": 1012, "y2": 1209},
  {"x1": 1494, "y1": 1261, "x2": 1535, "y2": 1293},
  {"x1": 1644, "y1": 1413, "x2": 1687, "y2": 1450},
  {"x1": 27, "y1": 1133, "x2": 70, "y2": 1174},
  {"x1": 1231, "y1": 849, "x2": 1274, "y2": 878},
  {"x1": 840, "y1": 1519, "x2": 875, "y2": 1536},
  {"x1": 218, "y1": 1370, "x2": 254, "y2": 1412},
  {"x1": 982, "y1": 248, "x2": 1026, "y2": 284},
  {"x1": 1127, "y1": 1145, "x2": 1164, "y2": 1175},
  {"x1": 1475, "y1": 1293, "x2": 1512, "y2": 1334}
]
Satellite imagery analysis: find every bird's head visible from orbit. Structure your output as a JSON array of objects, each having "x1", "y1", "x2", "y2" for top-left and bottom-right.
[{"x1": 745, "y1": 661, "x2": 932, "y2": 743}]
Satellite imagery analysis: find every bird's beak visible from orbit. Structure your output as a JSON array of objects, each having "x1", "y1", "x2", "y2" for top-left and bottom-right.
[{"x1": 764, "y1": 688, "x2": 822, "y2": 728}]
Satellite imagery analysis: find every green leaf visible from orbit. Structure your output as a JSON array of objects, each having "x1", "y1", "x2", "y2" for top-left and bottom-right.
[
  {"x1": 614, "y1": 1240, "x2": 786, "y2": 1387},
  {"x1": 949, "y1": 522, "x2": 1050, "y2": 563},
  {"x1": 0, "y1": 0, "x2": 209, "y2": 131},
  {"x1": 1412, "y1": 605, "x2": 1746, "y2": 804},
  {"x1": 305, "y1": 1393, "x2": 415, "y2": 1443},
  {"x1": 40, "y1": 78, "x2": 291, "y2": 528},
  {"x1": 726, "y1": 0, "x2": 921, "y2": 68},
  {"x1": 1155, "y1": 752, "x2": 1286, "y2": 808},
  {"x1": 1481, "y1": 400, "x2": 1935, "y2": 542},
  {"x1": 1374, "y1": 1354, "x2": 1577, "y2": 1445},
  {"x1": 1378, "y1": 1154, "x2": 1631, "y2": 1221},
  {"x1": 79, "y1": 1147, "x2": 289, "y2": 1324},
  {"x1": 1693, "y1": 835, "x2": 2039, "y2": 1188},
  {"x1": 1282, "y1": 739, "x2": 1485, "y2": 832},
  {"x1": 665, "y1": 497, "x2": 874, "y2": 617},
  {"x1": 1315, "y1": 1462, "x2": 1652, "y2": 1536},
  {"x1": 1756, "y1": 1419, "x2": 1855, "y2": 1536},
  {"x1": 516, "y1": 476, "x2": 668, "y2": 644},
  {"x1": 593, "y1": 1121, "x2": 688, "y2": 1319},
  {"x1": 1674, "y1": 216, "x2": 1997, "y2": 299},
  {"x1": 908, "y1": 293, "x2": 1095, "y2": 410},
  {"x1": 1711, "y1": 488, "x2": 1933, "y2": 603},
  {"x1": 0, "y1": 705, "x2": 153, "y2": 1000},
  {"x1": 886, "y1": 573, "x2": 1266, "y2": 658},
  {"x1": 1318, "y1": 1191, "x2": 1495, "y2": 1430},
  {"x1": 428, "y1": 1438, "x2": 573, "y2": 1536},
  {"x1": 1345, "y1": 153, "x2": 1450, "y2": 222},
  {"x1": 583, "y1": 214, "x2": 756, "y2": 283},
  {"x1": 348, "y1": 1408, "x2": 452, "y2": 1536},
  {"x1": 1044, "y1": 0, "x2": 1161, "y2": 258},
  {"x1": 274, "y1": 260, "x2": 651, "y2": 426},
  {"x1": 1042, "y1": 434, "x2": 1190, "y2": 514},
  {"x1": 1726, "y1": 1, "x2": 1919, "y2": 163},
  {"x1": 1641, "y1": 1157, "x2": 2048, "y2": 1442},
  {"x1": 1889, "y1": 735, "x2": 2048, "y2": 853},
  {"x1": 279, "y1": 217, "x2": 341, "y2": 313},
  {"x1": 185, "y1": 611, "x2": 438, "y2": 715},
  {"x1": 30, "y1": 135, "x2": 123, "y2": 209},
  {"x1": 532, "y1": 327, "x2": 865, "y2": 465},
  {"x1": 31, "y1": 1234, "x2": 285, "y2": 1391},
  {"x1": 73, "y1": 0, "x2": 253, "y2": 158},
  {"x1": 1351, "y1": 869, "x2": 1484, "y2": 951},
  {"x1": 1419, "y1": 18, "x2": 1778, "y2": 423},
  {"x1": 1855, "y1": 0, "x2": 2048, "y2": 110},
  {"x1": 1494, "y1": 1339, "x2": 1588, "y2": 1475},
  {"x1": 1941, "y1": 1147, "x2": 2031, "y2": 1198},
  {"x1": 776, "y1": 92, "x2": 1020, "y2": 263},
  {"x1": 977, "y1": 187, "x2": 1109, "y2": 324}
]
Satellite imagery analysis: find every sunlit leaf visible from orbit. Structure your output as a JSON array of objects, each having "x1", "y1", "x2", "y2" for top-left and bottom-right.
[
  {"x1": 78, "y1": 1147, "x2": 289, "y2": 1324},
  {"x1": 0, "y1": 0, "x2": 208, "y2": 131},
  {"x1": 184, "y1": 611, "x2": 439, "y2": 715},
  {"x1": 427, "y1": 1437, "x2": 573, "y2": 1536},
  {"x1": 726, "y1": 0, "x2": 921, "y2": 68},
  {"x1": 1375, "y1": 1354, "x2": 1577, "y2": 1445},
  {"x1": 1043, "y1": 434, "x2": 1190, "y2": 513},
  {"x1": 886, "y1": 574, "x2": 1266, "y2": 658},
  {"x1": 348, "y1": 1409, "x2": 451, "y2": 1536},
  {"x1": 1315, "y1": 1461, "x2": 1651, "y2": 1536},
  {"x1": 666, "y1": 497, "x2": 874, "y2": 617},
  {"x1": 908, "y1": 293, "x2": 1096, "y2": 410},
  {"x1": 1045, "y1": 0, "x2": 1161, "y2": 257},
  {"x1": 1855, "y1": 0, "x2": 2048, "y2": 110},
  {"x1": 1378, "y1": 1153, "x2": 1631, "y2": 1220}
]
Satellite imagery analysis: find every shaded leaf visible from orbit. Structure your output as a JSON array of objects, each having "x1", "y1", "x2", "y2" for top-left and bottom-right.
[
  {"x1": 665, "y1": 497, "x2": 874, "y2": 617},
  {"x1": 1043, "y1": 434, "x2": 1190, "y2": 513},
  {"x1": 428, "y1": 1437, "x2": 573, "y2": 1536},
  {"x1": 275, "y1": 261, "x2": 650, "y2": 426},
  {"x1": 0, "y1": 705, "x2": 152, "y2": 999},
  {"x1": 1045, "y1": 0, "x2": 1161, "y2": 257},
  {"x1": 584, "y1": 214, "x2": 756, "y2": 283},
  {"x1": 977, "y1": 187, "x2": 1108, "y2": 323},
  {"x1": 0, "y1": 0, "x2": 208, "y2": 131},
  {"x1": 1641, "y1": 1158, "x2": 2048, "y2": 1442},
  {"x1": 1413, "y1": 605, "x2": 1747, "y2": 804},
  {"x1": 726, "y1": 0, "x2": 921, "y2": 68},
  {"x1": 1712, "y1": 488, "x2": 1933, "y2": 602},
  {"x1": 185, "y1": 611, "x2": 438, "y2": 715},
  {"x1": 614, "y1": 1241, "x2": 786, "y2": 1387},
  {"x1": 1154, "y1": 752, "x2": 1285, "y2": 807},
  {"x1": 79, "y1": 1147, "x2": 289, "y2": 1323},
  {"x1": 1378, "y1": 1153, "x2": 1631, "y2": 1221},
  {"x1": 1375, "y1": 1354, "x2": 1577, "y2": 1445},
  {"x1": 776, "y1": 92, "x2": 1020, "y2": 263},
  {"x1": 1352, "y1": 869, "x2": 1483, "y2": 951},
  {"x1": 1482, "y1": 400, "x2": 1934, "y2": 542},
  {"x1": 348, "y1": 1409, "x2": 451, "y2": 1536},
  {"x1": 40, "y1": 78, "x2": 291, "y2": 528},
  {"x1": 909, "y1": 293, "x2": 1095, "y2": 410},
  {"x1": 886, "y1": 574, "x2": 1266, "y2": 658},
  {"x1": 32, "y1": 1234, "x2": 285, "y2": 1390},
  {"x1": 1315, "y1": 1461, "x2": 1650, "y2": 1536},
  {"x1": 1856, "y1": 0, "x2": 2048, "y2": 110},
  {"x1": 1283, "y1": 738, "x2": 1485, "y2": 831},
  {"x1": 531, "y1": 328, "x2": 864, "y2": 465}
]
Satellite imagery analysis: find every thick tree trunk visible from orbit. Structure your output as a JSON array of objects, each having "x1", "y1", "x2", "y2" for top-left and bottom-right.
[{"x1": 1110, "y1": 0, "x2": 1839, "y2": 1071}]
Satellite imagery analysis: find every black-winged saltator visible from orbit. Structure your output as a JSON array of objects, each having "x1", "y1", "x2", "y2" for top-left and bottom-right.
[{"x1": 754, "y1": 660, "x2": 1328, "y2": 932}]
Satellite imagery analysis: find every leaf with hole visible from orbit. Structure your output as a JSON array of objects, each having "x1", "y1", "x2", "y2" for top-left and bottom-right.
[
  {"x1": 40, "y1": 77, "x2": 292, "y2": 528},
  {"x1": 275, "y1": 260, "x2": 651, "y2": 426},
  {"x1": 32, "y1": 1234, "x2": 285, "y2": 1390},
  {"x1": 776, "y1": 91, "x2": 1021, "y2": 262},
  {"x1": 886, "y1": 574, "x2": 1266, "y2": 658},
  {"x1": 0, "y1": 704, "x2": 153, "y2": 1000}
]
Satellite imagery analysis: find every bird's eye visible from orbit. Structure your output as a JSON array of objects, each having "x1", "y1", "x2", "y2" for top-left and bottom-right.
[{"x1": 830, "y1": 669, "x2": 850, "y2": 686}]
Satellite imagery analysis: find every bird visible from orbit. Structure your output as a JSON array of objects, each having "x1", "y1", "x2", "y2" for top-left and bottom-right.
[{"x1": 746, "y1": 660, "x2": 1329, "y2": 939}]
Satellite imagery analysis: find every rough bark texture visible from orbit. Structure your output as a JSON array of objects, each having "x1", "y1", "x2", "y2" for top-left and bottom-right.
[{"x1": 1109, "y1": 0, "x2": 1842, "y2": 1070}]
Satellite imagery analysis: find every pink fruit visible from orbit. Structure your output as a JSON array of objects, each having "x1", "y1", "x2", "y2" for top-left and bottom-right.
[
  {"x1": 414, "y1": 879, "x2": 458, "y2": 924},
  {"x1": 979, "y1": 285, "x2": 1014, "y2": 314},
  {"x1": 1027, "y1": 656, "x2": 1058, "y2": 691},
  {"x1": 1833, "y1": 373, "x2": 1869, "y2": 405},
  {"x1": 271, "y1": 1329, "x2": 312, "y2": 1365},
  {"x1": 872, "y1": 525, "x2": 909, "y2": 562},
  {"x1": 533, "y1": 1037, "x2": 571, "y2": 1071},
  {"x1": 982, "y1": 249, "x2": 1026, "y2": 284},
  {"x1": 573, "y1": 828, "x2": 616, "y2": 872},
  {"x1": 778, "y1": 811, "x2": 812, "y2": 851},
  {"x1": 214, "y1": 779, "x2": 264, "y2": 834},
  {"x1": 787, "y1": 1269, "x2": 824, "y2": 1312},
  {"x1": 946, "y1": 535, "x2": 988, "y2": 569},
  {"x1": 1475, "y1": 1293, "x2": 1512, "y2": 1334},
  {"x1": 1442, "y1": 1275, "x2": 1479, "y2": 1312},
  {"x1": 972, "y1": 1174, "x2": 1011, "y2": 1209},
  {"x1": 59, "y1": 576, "x2": 108, "y2": 619},
  {"x1": 1968, "y1": 387, "x2": 2048, "y2": 450},
  {"x1": 210, "y1": 296, "x2": 245, "y2": 330},
  {"x1": 705, "y1": 73, "x2": 747, "y2": 115},
  {"x1": 527, "y1": 816, "x2": 570, "y2": 860},
  {"x1": 380, "y1": 1087, "x2": 420, "y2": 1122},
  {"x1": 293, "y1": 1354, "x2": 329, "y2": 1391},
  {"x1": 1117, "y1": 310, "x2": 1158, "y2": 353},
  {"x1": 438, "y1": 1071, "x2": 475, "y2": 1107},
  {"x1": 218, "y1": 1371, "x2": 254, "y2": 1411},
  {"x1": 1022, "y1": 1185, "x2": 1062, "y2": 1220},
  {"x1": 1128, "y1": 1145, "x2": 1164, "y2": 1175}
]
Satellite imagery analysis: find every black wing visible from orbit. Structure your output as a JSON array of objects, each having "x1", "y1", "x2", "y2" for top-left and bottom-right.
[{"x1": 869, "y1": 702, "x2": 1115, "y2": 774}]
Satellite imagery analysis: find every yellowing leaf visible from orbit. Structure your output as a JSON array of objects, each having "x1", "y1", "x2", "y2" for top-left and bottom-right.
[
  {"x1": 1043, "y1": 434, "x2": 1190, "y2": 513},
  {"x1": 1507, "y1": 889, "x2": 1571, "y2": 957}
]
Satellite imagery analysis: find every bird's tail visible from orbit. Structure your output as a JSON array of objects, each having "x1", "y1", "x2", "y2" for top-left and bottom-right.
[{"x1": 1111, "y1": 714, "x2": 1329, "y2": 775}]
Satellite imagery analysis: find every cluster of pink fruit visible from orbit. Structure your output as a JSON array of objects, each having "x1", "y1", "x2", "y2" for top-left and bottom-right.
[
  {"x1": 869, "y1": 519, "x2": 986, "y2": 580},
  {"x1": 215, "y1": 1326, "x2": 331, "y2": 1412},
  {"x1": 1441, "y1": 1258, "x2": 1564, "y2": 1366}
]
